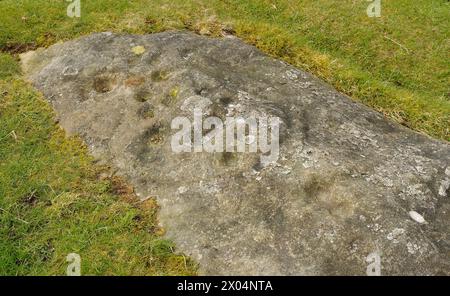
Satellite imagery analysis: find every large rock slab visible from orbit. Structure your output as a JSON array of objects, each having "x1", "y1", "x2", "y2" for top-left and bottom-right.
[{"x1": 21, "y1": 31, "x2": 449, "y2": 275}]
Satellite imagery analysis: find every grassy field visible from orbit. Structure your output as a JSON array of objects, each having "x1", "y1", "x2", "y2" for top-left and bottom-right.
[{"x1": 0, "y1": 0, "x2": 448, "y2": 275}]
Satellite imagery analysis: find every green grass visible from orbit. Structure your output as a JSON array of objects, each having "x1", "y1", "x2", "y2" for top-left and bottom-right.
[
  {"x1": 0, "y1": 0, "x2": 448, "y2": 275},
  {"x1": 0, "y1": 79, "x2": 197, "y2": 275}
]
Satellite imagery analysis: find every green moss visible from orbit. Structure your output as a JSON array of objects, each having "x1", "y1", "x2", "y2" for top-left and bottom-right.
[
  {"x1": 151, "y1": 70, "x2": 170, "y2": 82},
  {"x1": 170, "y1": 86, "x2": 179, "y2": 99},
  {"x1": 134, "y1": 89, "x2": 150, "y2": 102},
  {"x1": 162, "y1": 86, "x2": 180, "y2": 106},
  {"x1": 143, "y1": 108, "x2": 155, "y2": 119}
]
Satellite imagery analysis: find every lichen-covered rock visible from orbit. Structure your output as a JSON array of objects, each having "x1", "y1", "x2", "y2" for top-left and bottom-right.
[{"x1": 21, "y1": 31, "x2": 449, "y2": 275}]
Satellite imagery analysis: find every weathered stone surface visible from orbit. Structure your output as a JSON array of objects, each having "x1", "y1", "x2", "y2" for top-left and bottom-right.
[{"x1": 21, "y1": 31, "x2": 449, "y2": 275}]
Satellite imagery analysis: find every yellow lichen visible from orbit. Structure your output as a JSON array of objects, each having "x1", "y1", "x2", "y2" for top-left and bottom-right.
[{"x1": 131, "y1": 45, "x2": 146, "y2": 55}]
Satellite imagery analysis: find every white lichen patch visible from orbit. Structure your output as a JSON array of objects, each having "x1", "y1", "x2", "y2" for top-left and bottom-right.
[
  {"x1": 387, "y1": 228, "x2": 405, "y2": 243},
  {"x1": 408, "y1": 211, "x2": 427, "y2": 224},
  {"x1": 406, "y1": 242, "x2": 421, "y2": 255},
  {"x1": 439, "y1": 179, "x2": 449, "y2": 197},
  {"x1": 299, "y1": 148, "x2": 319, "y2": 169},
  {"x1": 283, "y1": 69, "x2": 300, "y2": 81},
  {"x1": 180, "y1": 95, "x2": 213, "y2": 114},
  {"x1": 177, "y1": 186, "x2": 188, "y2": 194}
]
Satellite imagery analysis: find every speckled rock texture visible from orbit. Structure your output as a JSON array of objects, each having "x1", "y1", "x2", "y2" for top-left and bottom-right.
[{"x1": 21, "y1": 31, "x2": 449, "y2": 275}]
